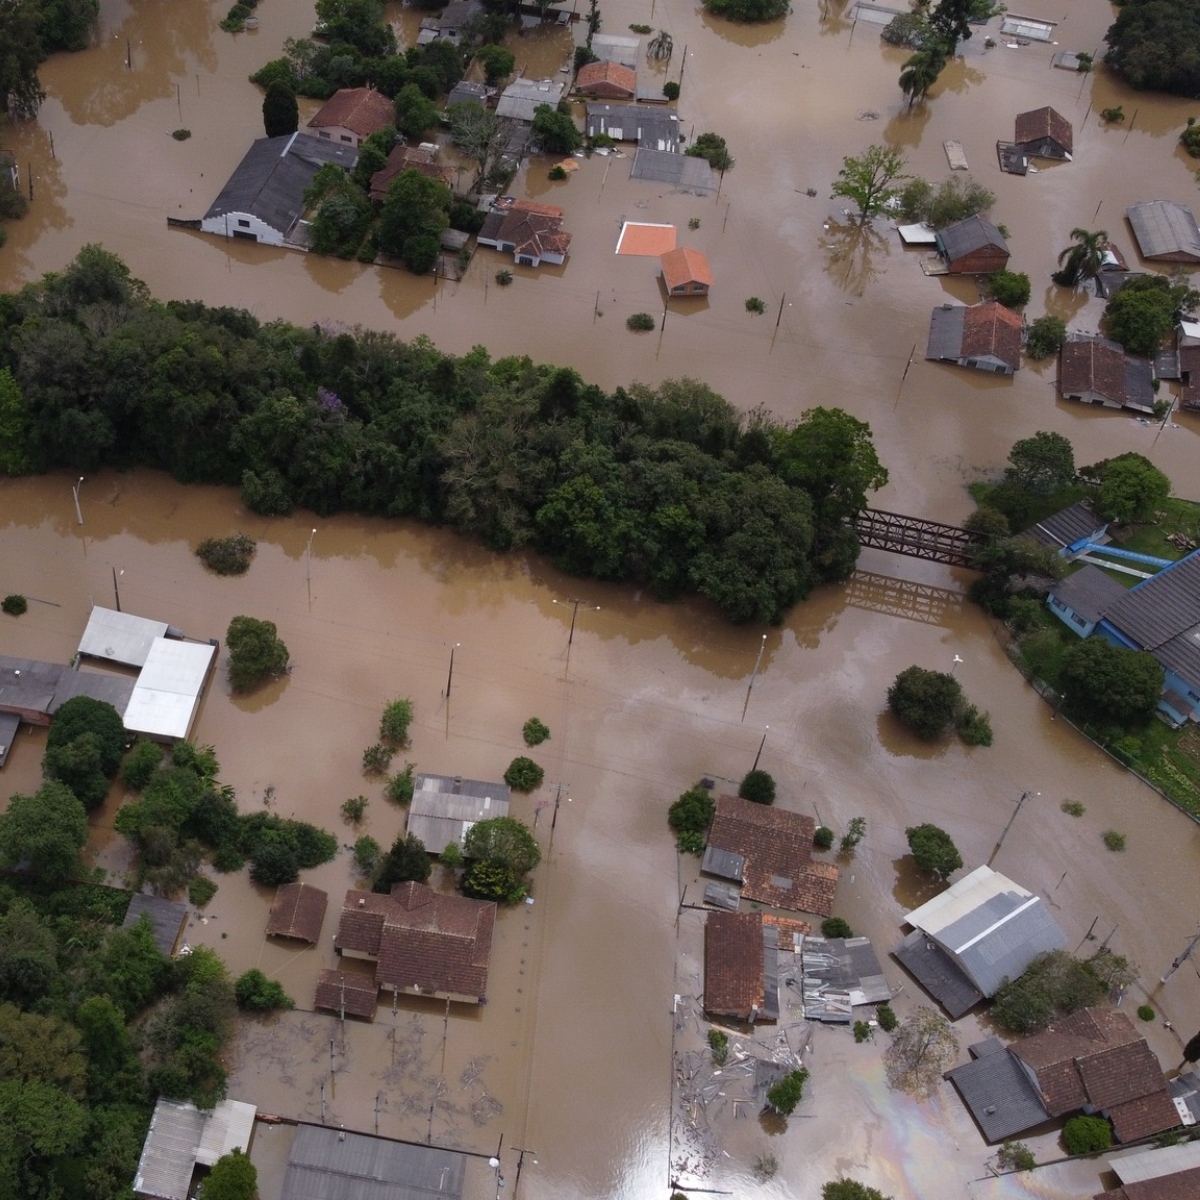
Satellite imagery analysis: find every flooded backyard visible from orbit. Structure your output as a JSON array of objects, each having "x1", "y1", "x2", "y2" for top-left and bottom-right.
[{"x1": 3, "y1": 0, "x2": 1200, "y2": 1193}]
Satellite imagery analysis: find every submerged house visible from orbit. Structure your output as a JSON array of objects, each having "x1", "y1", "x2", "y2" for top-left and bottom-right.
[
  {"x1": 496, "y1": 78, "x2": 566, "y2": 123},
  {"x1": 1014, "y1": 106, "x2": 1073, "y2": 160},
  {"x1": 477, "y1": 197, "x2": 571, "y2": 266},
  {"x1": 584, "y1": 103, "x2": 679, "y2": 151},
  {"x1": 1059, "y1": 334, "x2": 1155, "y2": 414},
  {"x1": 925, "y1": 300, "x2": 1023, "y2": 375},
  {"x1": 368, "y1": 144, "x2": 454, "y2": 201},
  {"x1": 133, "y1": 1099, "x2": 256, "y2": 1200},
  {"x1": 575, "y1": 60, "x2": 637, "y2": 100},
  {"x1": 200, "y1": 133, "x2": 357, "y2": 247},
  {"x1": 1127, "y1": 201, "x2": 1200, "y2": 265},
  {"x1": 306, "y1": 87, "x2": 394, "y2": 147},
  {"x1": 661, "y1": 246, "x2": 712, "y2": 296},
  {"x1": 406, "y1": 772, "x2": 510, "y2": 852},
  {"x1": 703, "y1": 911, "x2": 778, "y2": 1023},
  {"x1": 936, "y1": 215, "x2": 1010, "y2": 274}
]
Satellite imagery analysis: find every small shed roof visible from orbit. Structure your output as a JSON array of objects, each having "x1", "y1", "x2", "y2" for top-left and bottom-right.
[
  {"x1": 123, "y1": 893, "x2": 188, "y2": 956},
  {"x1": 496, "y1": 78, "x2": 565, "y2": 122},
  {"x1": 590, "y1": 33, "x2": 640, "y2": 65},
  {"x1": 282, "y1": 1124, "x2": 466, "y2": 1200},
  {"x1": 307, "y1": 88, "x2": 394, "y2": 138},
  {"x1": 1128, "y1": 201, "x2": 1200, "y2": 261},
  {"x1": 313, "y1": 968, "x2": 378, "y2": 1020},
  {"x1": 123, "y1": 639, "x2": 216, "y2": 742},
  {"x1": 133, "y1": 1099, "x2": 255, "y2": 1200},
  {"x1": 78, "y1": 607, "x2": 169, "y2": 667},
  {"x1": 1024, "y1": 500, "x2": 1107, "y2": 552},
  {"x1": 266, "y1": 882, "x2": 329, "y2": 943},
  {"x1": 1015, "y1": 105, "x2": 1073, "y2": 154},
  {"x1": 631, "y1": 148, "x2": 717, "y2": 192},
  {"x1": 1110, "y1": 1142, "x2": 1200, "y2": 1186},
  {"x1": 1049, "y1": 565, "x2": 1127, "y2": 625},
  {"x1": 661, "y1": 246, "x2": 713, "y2": 289},
  {"x1": 936, "y1": 214, "x2": 1010, "y2": 262}
]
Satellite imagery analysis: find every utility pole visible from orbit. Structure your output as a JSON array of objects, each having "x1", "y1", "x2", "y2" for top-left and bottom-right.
[
  {"x1": 112, "y1": 568, "x2": 123, "y2": 612},
  {"x1": 751, "y1": 726, "x2": 769, "y2": 772},
  {"x1": 554, "y1": 597, "x2": 599, "y2": 646},
  {"x1": 741, "y1": 633, "x2": 767, "y2": 721},
  {"x1": 987, "y1": 790, "x2": 1038, "y2": 867},
  {"x1": 445, "y1": 643, "x2": 459, "y2": 696},
  {"x1": 1161, "y1": 928, "x2": 1200, "y2": 984},
  {"x1": 306, "y1": 527, "x2": 317, "y2": 581},
  {"x1": 72, "y1": 476, "x2": 84, "y2": 525}
]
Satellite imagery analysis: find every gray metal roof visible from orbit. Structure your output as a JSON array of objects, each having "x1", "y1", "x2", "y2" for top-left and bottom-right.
[
  {"x1": 282, "y1": 1125, "x2": 465, "y2": 1200},
  {"x1": 936, "y1": 214, "x2": 1009, "y2": 262},
  {"x1": 585, "y1": 103, "x2": 680, "y2": 148},
  {"x1": 1127, "y1": 201, "x2": 1200, "y2": 261},
  {"x1": 800, "y1": 935, "x2": 893, "y2": 1013},
  {"x1": 77, "y1": 606, "x2": 169, "y2": 667},
  {"x1": 0, "y1": 711, "x2": 18, "y2": 767},
  {"x1": 49, "y1": 667, "x2": 136, "y2": 714},
  {"x1": 1050, "y1": 565, "x2": 1128, "y2": 625},
  {"x1": 133, "y1": 1099, "x2": 255, "y2": 1200},
  {"x1": 945, "y1": 1043, "x2": 1051, "y2": 1142},
  {"x1": 408, "y1": 774, "x2": 510, "y2": 852},
  {"x1": 1167, "y1": 1067, "x2": 1200, "y2": 1126},
  {"x1": 1125, "y1": 355, "x2": 1156, "y2": 410},
  {"x1": 1024, "y1": 500, "x2": 1106, "y2": 551},
  {"x1": 495, "y1": 78, "x2": 565, "y2": 123},
  {"x1": 703, "y1": 880, "x2": 741, "y2": 910},
  {"x1": 926, "y1": 304, "x2": 967, "y2": 360},
  {"x1": 123, "y1": 893, "x2": 188, "y2": 956},
  {"x1": 591, "y1": 33, "x2": 640, "y2": 66},
  {"x1": 447, "y1": 80, "x2": 488, "y2": 106},
  {"x1": 204, "y1": 134, "x2": 357, "y2": 237},
  {"x1": 631, "y1": 148, "x2": 717, "y2": 192},
  {"x1": 893, "y1": 928, "x2": 983, "y2": 1018},
  {"x1": 0, "y1": 655, "x2": 135, "y2": 719},
  {"x1": 937, "y1": 892, "x2": 1067, "y2": 997},
  {"x1": 1105, "y1": 549, "x2": 1200, "y2": 687},
  {"x1": 701, "y1": 845, "x2": 744, "y2": 882}
]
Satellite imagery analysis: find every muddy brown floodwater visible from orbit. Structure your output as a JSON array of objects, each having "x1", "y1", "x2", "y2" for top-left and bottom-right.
[{"x1": 3, "y1": 0, "x2": 1200, "y2": 1195}]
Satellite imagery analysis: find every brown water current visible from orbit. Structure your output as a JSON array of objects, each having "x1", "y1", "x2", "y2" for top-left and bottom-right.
[{"x1": 3, "y1": 0, "x2": 1200, "y2": 1195}]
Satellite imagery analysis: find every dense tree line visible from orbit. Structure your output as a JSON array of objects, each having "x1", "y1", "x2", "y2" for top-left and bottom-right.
[
  {"x1": 1106, "y1": 0, "x2": 1200, "y2": 96},
  {"x1": 0, "y1": 248, "x2": 888, "y2": 624},
  {"x1": 0, "y1": 0, "x2": 99, "y2": 118}
]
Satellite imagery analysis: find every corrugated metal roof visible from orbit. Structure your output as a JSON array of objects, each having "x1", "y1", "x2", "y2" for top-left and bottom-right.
[
  {"x1": 926, "y1": 304, "x2": 967, "y2": 361},
  {"x1": 936, "y1": 214, "x2": 1009, "y2": 262},
  {"x1": 282, "y1": 1125, "x2": 465, "y2": 1200},
  {"x1": 893, "y1": 928, "x2": 983, "y2": 1018},
  {"x1": 123, "y1": 893, "x2": 188, "y2": 956},
  {"x1": 701, "y1": 845, "x2": 744, "y2": 881},
  {"x1": 496, "y1": 79, "x2": 565, "y2": 122},
  {"x1": 1106, "y1": 549, "x2": 1200, "y2": 686},
  {"x1": 631, "y1": 148, "x2": 717, "y2": 191},
  {"x1": 906, "y1": 865, "x2": 1023, "y2": 935},
  {"x1": 133, "y1": 1099, "x2": 255, "y2": 1200},
  {"x1": 1127, "y1": 201, "x2": 1200, "y2": 261},
  {"x1": 1049, "y1": 565, "x2": 1127, "y2": 625},
  {"x1": 123, "y1": 639, "x2": 215, "y2": 741},
  {"x1": 1025, "y1": 500, "x2": 1107, "y2": 551},
  {"x1": 1111, "y1": 1142, "x2": 1200, "y2": 1185},
  {"x1": 945, "y1": 1047, "x2": 1051, "y2": 1142},
  {"x1": 78, "y1": 607, "x2": 169, "y2": 667},
  {"x1": 945, "y1": 897, "x2": 1067, "y2": 996}
]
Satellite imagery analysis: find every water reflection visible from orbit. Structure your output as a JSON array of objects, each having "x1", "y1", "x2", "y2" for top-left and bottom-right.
[
  {"x1": 937, "y1": 58, "x2": 987, "y2": 96},
  {"x1": 699, "y1": 10, "x2": 788, "y2": 46},
  {"x1": 874, "y1": 710, "x2": 953, "y2": 759},
  {"x1": 821, "y1": 218, "x2": 890, "y2": 295},
  {"x1": 884, "y1": 102, "x2": 932, "y2": 150}
]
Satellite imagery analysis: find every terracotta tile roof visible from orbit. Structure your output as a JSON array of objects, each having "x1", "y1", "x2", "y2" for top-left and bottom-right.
[
  {"x1": 1094, "y1": 1166, "x2": 1200, "y2": 1200},
  {"x1": 265, "y1": 882, "x2": 329, "y2": 944},
  {"x1": 1012, "y1": 1008, "x2": 1176, "y2": 1140},
  {"x1": 334, "y1": 882, "x2": 496, "y2": 1003},
  {"x1": 661, "y1": 246, "x2": 713, "y2": 290},
  {"x1": 1015, "y1": 105, "x2": 1073, "y2": 154},
  {"x1": 704, "y1": 911, "x2": 764, "y2": 1019},
  {"x1": 313, "y1": 969, "x2": 378, "y2": 1020},
  {"x1": 707, "y1": 795, "x2": 838, "y2": 916},
  {"x1": 961, "y1": 300, "x2": 1023, "y2": 369},
  {"x1": 576, "y1": 61, "x2": 637, "y2": 94},
  {"x1": 1060, "y1": 335, "x2": 1127, "y2": 403},
  {"x1": 369, "y1": 146, "x2": 454, "y2": 201},
  {"x1": 495, "y1": 201, "x2": 572, "y2": 260},
  {"x1": 307, "y1": 88, "x2": 395, "y2": 138}
]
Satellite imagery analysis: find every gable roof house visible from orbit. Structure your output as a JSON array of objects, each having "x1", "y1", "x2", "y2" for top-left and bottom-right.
[
  {"x1": 894, "y1": 865, "x2": 1066, "y2": 1018},
  {"x1": 306, "y1": 87, "x2": 395, "y2": 147},
  {"x1": 585, "y1": 103, "x2": 680, "y2": 151},
  {"x1": 415, "y1": 0, "x2": 482, "y2": 44},
  {"x1": 1047, "y1": 565, "x2": 1128, "y2": 638},
  {"x1": 702, "y1": 794, "x2": 839, "y2": 916},
  {"x1": 661, "y1": 246, "x2": 713, "y2": 295},
  {"x1": 947, "y1": 1008, "x2": 1179, "y2": 1145},
  {"x1": 1023, "y1": 499, "x2": 1110, "y2": 560},
  {"x1": 1127, "y1": 201, "x2": 1200, "y2": 264},
  {"x1": 477, "y1": 196, "x2": 572, "y2": 266},
  {"x1": 265, "y1": 882, "x2": 328, "y2": 943},
  {"x1": 575, "y1": 60, "x2": 637, "y2": 100},
  {"x1": 925, "y1": 300, "x2": 1023, "y2": 375},
  {"x1": 1059, "y1": 334, "x2": 1155, "y2": 414},
  {"x1": 334, "y1": 881, "x2": 496, "y2": 1004},
  {"x1": 1014, "y1": 106, "x2": 1073, "y2": 160},
  {"x1": 313, "y1": 968, "x2": 380, "y2": 1021},
  {"x1": 936, "y1": 215, "x2": 1010, "y2": 274},
  {"x1": 703, "y1": 910, "x2": 779, "y2": 1022},
  {"x1": 406, "y1": 772, "x2": 510, "y2": 852},
  {"x1": 496, "y1": 78, "x2": 566, "y2": 123},
  {"x1": 200, "y1": 133, "x2": 357, "y2": 247}
]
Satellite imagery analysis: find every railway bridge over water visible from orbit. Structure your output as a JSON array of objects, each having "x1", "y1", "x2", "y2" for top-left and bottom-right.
[{"x1": 851, "y1": 508, "x2": 988, "y2": 569}]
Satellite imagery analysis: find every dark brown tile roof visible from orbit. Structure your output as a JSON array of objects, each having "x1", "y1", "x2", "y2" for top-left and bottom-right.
[
  {"x1": 1060, "y1": 336, "x2": 1127, "y2": 403},
  {"x1": 313, "y1": 969, "x2": 378, "y2": 1020},
  {"x1": 369, "y1": 146, "x2": 454, "y2": 202},
  {"x1": 334, "y1": 882, "x2": 496, "y2": 1003},
  {"x1": 265, "y1": 882, "x2": 329, "y2": 944},
  {"x1": 495, "y1": 201, "x2": 572, "y2": 260},
  {"x1": 1094, "y1": 1165, "x2": 1200, "y2": 1200},
  {"x1": 707, "y1": 795, "x2": 838, "y2": 916},
  {"x1": 704, "y1": 911, "x2": 764, "y2": 1019},
  {"x1": 1012, "y1": 1008, "x2": 1176, "y2": 1139},
  {"x1": 1015, "y1": 105, "x2": 1073, "y2": 154},
  {"x1": 307, "y1": 88, "x2": 395, "y2": 138},
  {"x1": 1180, "y1": 343, "x2": 1200, "y2": 409},
  {"x1": 961, "y1": 300, "x2": 1024, "y2": 369}
]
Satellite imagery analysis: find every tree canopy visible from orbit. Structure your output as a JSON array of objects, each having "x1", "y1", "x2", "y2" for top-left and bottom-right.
[
  {"x1": 263, "y1": 79, "x2": 299, "y2": 137},
  {"x1": 463, "y1": 816, "x2": 541, "y2": 876},
  {"x1": 373, "y1": 832, "x2": 432, "y2": 891},
  {"x1": 226, "y1": 615, "x2": 290, "y2": 692},
  {"x1": 1059, "y1": 638, "x2": 1163, "y2": 729},
  {"x1": 42, "y1": 696, "x2": 126, "y2": 811},
  {"x1": 905, "y1": 823, "x2": 962, "y2": 879},
  {"x1": 883, "y1": 1005, "x2": 958, "y2": 1096},
  {"x1": 991, "y1": 948, "x2": 1137, "y2": 1033},
  {"x1": 531, "y1": 103, "x2": 581, "y2": 153},
  {"x1": 375, "y1": 169, "x2": 451, "y2": 272},
  {"x1": 823, "y1": 1183, "x2": 893, "y2": 1200},
  {"x1": 701, "y1": 0, "x2": 789, "y2": 20},
  {"x1": 0, "y1": 781, "x2": 88, "y2": 887},
  {"x1": 686, "y1": 132, "x2": 734, "y2": 172},
  {"x1": 1004, "y1": 431, "x2": 1075, "y2": 496},
  {"x1": 1104, "y1": 273, "x2": 1198, "y2": 358},
  {"x1": 831, "y1": 144, "x2": 908, "y2": 220},
  {"x1": 203, "y1": 1148, "x2": 259, "y2": 1200},
  {"x1": 1106, "y1": 0, "x2": 1200, "y2": 95},
  {"x1": 887, "y1": 666, "x2": 962, "y2": 740},
  {"x1": 1083, "y1": 452, "x2": 1171, "y2": 523}
]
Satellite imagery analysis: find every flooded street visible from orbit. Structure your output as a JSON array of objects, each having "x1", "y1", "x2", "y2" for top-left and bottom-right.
[
  {"x1": 3, "y1": 0, "x2": 1200, "y2": 1193},
  {"x1": 3, "y1": 470, "x2": 1200, "y2": 1199}
]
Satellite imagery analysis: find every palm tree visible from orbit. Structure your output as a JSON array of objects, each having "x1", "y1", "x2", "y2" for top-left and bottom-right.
[
  {"x1": 898, "y1": 48, "x2": 945, "y2": 107},
  {"x1": 1054, "y1": 227, "x2": 1109, "y2": 288},
  {"x1": 647, "y1": 29, "x2": 673, "y2": 61}
]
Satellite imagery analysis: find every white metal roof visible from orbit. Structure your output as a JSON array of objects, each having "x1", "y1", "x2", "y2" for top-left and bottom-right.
[
  {"x1": 196, "y1": 1100, "x2": 256, "y2": 1166},
  {"x1": 1109, "y1": 1140, "x2": 1200, "y2": 1183},
  {"x1": 133, "y1": 1098, "x2": 255, "y2": 1200},
  {"x1": 905, "y1": 865, "x2": 1030, "y2": 936},
  {"x1": 77, "y1": 607, "x2": 169, "y2": 667},
  {"x1": 123, "y1": 640, "x2": 215, "y2": 740}
]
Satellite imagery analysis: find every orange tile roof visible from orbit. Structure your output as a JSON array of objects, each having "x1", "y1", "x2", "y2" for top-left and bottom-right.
[
  {"x1": 704, "y1": 911, "x2": 764, "y2": 1020},
  {"x1": 307, "y1": 88, "x2": 395, "y2": 138},
  {"x1": 661, "y1": 246, "x2": 713, "y2": 289},
  {"x1": 576, "y1": 61, "x2": 637, "y2": 94}
]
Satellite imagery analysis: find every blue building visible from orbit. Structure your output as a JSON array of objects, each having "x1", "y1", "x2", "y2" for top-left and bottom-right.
[{"x1": 1023, "y1": 500, "x2": 1109, "y2": 560}]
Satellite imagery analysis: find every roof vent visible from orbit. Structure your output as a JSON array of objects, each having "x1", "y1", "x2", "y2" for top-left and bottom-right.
[{"x1": 358, "y1": 898, "x2": 366, "y2": 907}]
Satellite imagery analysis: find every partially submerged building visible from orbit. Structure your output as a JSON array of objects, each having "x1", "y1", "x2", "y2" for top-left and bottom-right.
[
  {"x1": 925, "y1": 300, "x2": 1023, "y2": 375},
  {"x1": 1014, "y1": 106, "x2": 1073, "y2": 160},
  {"x1": 703, "y1": 910, "x2": 778, "y2": 1023},
  {"x1": 266, "y1": 882, "x2": 329, "y2": 944},
  {"x1": 368, "y1": 144, "x2": 454, "y2": 202},
  {"x1": 306, "y1": 87, "x2": 394, "y2": 147},
  {"x1": 477, "y1": 196, "x2": 571, "y2": 266},
  {"x1": 575, "y1": 60, "x2": 637, "y2": 100},
  {"x1": 1023, "y1": 499, "x2": 1110, "y2": 560},
  {"x1": 1096, "y1": 1143, "x2": 1200, "y2": 1199},
  {"x1": 406, "y1": 772, "x2": 510, "y2": 853},
  {"x1": 313, "y1": 968, "x2": 379, "y2": 1021},
  {"x1": 133, "y1": 1098, "x2": 256, "y2": 1200},
  {"x1": 894, "y1": 865, "x2": 1066, "y2": 1018},
  {"x1": 495, "y1": 78, "x2": 566, "y2": 123},
  {"x1": 123, "y1": 894, "x2": 189, "y2": 957},
  {"x1": 631, "y1": 147, "x2": 717, "y2": 192},
  {"x1": 1127, "y1": 201, "x2": 1200, "y2": 265},
  {"x1": 935, "y1": 215, "x2": 1011, "y2": 274},
  {"x1": 334, "y1": 881, "x2": 496, "y2": 1004},
  {"x1": 798, "y1": 934, "x2": 892, "y2": 1023},
  {"x1": 584, "y1": 103, "x2": 679, "y2": 151},
  {"x1": 1059, "y1": 334, "x2": 1155, "y2": 414},
  {"x1": 661, "y1": 246, "x2": 712, "y2": 296}
]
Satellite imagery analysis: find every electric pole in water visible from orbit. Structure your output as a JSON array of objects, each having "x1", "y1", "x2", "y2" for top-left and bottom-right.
[
  {"x1": 1161, "y1": 928, "x2": 1200, "y2": 984},
  {"x1": 987, "y1": 790, "x2": 1038, "y2": 867}
]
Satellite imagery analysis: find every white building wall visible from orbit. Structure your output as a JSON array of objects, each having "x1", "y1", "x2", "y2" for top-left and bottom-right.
[{"x1": 200, "y1": 211, "x2": 286, "y2": 247}]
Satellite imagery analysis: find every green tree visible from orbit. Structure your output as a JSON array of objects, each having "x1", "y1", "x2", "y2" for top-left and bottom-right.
[
  {"x1": 46, "y1": 695, "x2": 126, "y2": 775},
  {"x1": 686, "y1": 132, "x2": 734, "y2": 172},
  {"x1": 766, "y1": 1067, "x2": 809, "y2": 1114},
  {"x1": 1105, "y1": 273, "x2": 1198, "y2": 358},
  {"x1": 701, "y1": 0, "x2": 789, "y2": 20},
  {"x1": 1085, "y1": 452, "x2": 1171, "y2": 523},
  {"x1": 0, "y1": 368, "x2": 32, "y2": 475},
  {"x1": 393, "y1": 82, "x2": 439, "y2": 140},
  {"x1": 1004, "y1": 430, "x2": 1075, "y2": 496},
  {"x1": 226, "y1": 615, "x2": 290, "y2": 692},
  {"x1": 375, "y1": 169, "x2": 451, "y2": 272},
  {"x1": 463, "y1": 816, "x2": 541, "y2": 875},
  {"x1": 991, "y1": 948, "x2": 1134, "y2": 1033},
  {"x1": 1062, "y1": 1115, "x2": 1112, "y2": 1155},
  {"x1": 1060, "y1": 638, "x2": 1163, "y2": 728},
  {"x1": 234, "y1": 969, "x2": 295, "y2": 1012},
  {"x1": 905, "y1": 823, "x2": 962, "y2": 879},
  {"x1": 668, "y1": 784, "x2": 715, "y2": 851},
  {"x1": 522, "y1": 717, "x2": 550, "y2": 746},
  {"x1": 1025, "y1": 314, "x2": 1067, "y2": 360},
  {"x1": 314, "y1": 0, "x2": 396, "y2": 55},
  {"x1": 831, "y1": 144, "x2": 909, "y2": 221},
  {"x1": 898, "y1": 46, "x2": 946, "y2": 107},
  {"x1": 928, "y1": 0, "x2": 974, "y2": 52},
  {"x1": 1183, "y1": 1029, "x2": 1200, "y2": 1063},
  {"x1": 476, "y1": 43, "x2": 515, "y2": 84},
  {"x1": 0, "y1": 780, "x2": 88, "y2": 887},
  {"x1": 0, "y1": 0, "x2": 45, "y2": 117},
  {"x1": 887, "y1": 666, "x2": 962, "y2": 740},
  {"x1": 503, "y1": 756, "x2": 545, "y2": 791},
  {"x1": 738, "y1": 769, "x2": 776, "y2": 805},
  {"x1": 379, "y1": 697, "x2": 414, "y2": 746},
  {"x1": 352, "y1": 834, "x2": 381, "y2": 876},
  {"x1": 460, "y1": 857, "x2": 522, "y2": 901},
  {"x1": 883, "y1": 1005, "x2": 958, "y2": 1097},
  {"x1": 373, "y1": 832, "x2": 432, "y2": 891},
  {"x1": 1053, "y1": 227, "x2": 1108, "y2": 289},
  {"x1": 647, "y1": 28, "x2": 674, "y2": 59},
  {"x1": 531, "y1": 102, "x2": 581, "y2": 153},
  {"x1": 202, "y1": 1148, "x2": 259, "y2": 1200},
  {"x1": 263, "y1": 80, "x2": 299, "y2": 138},
  {"x1": 986, "y1": 270, "x2": 1031, "y2": 310},
  {"x1": 305, "y1": 165, "x2": 373, "y2": 259},
  {"x1": 1106, "y1": 0, "x2": 1200, "y2": 95},
  {"x1": 822, "y1": 916, "x2": 853, "y2": 937},
  {"x1": 823, "y1": 1183, "x2": 893, "y2": 1200}
]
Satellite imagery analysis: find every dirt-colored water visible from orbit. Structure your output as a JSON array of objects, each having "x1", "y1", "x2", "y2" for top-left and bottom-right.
[
  {"x1": 3, "y1": 468, "x2": 1200, "y2": 1200},
  {"x1": 3, "y1": 0, "x2": 1200, "y2": 1195}
]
